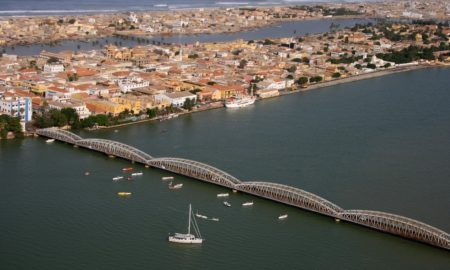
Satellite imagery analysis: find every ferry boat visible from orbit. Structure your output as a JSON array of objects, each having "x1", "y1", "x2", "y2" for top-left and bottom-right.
[
  {"x1": 278, "y1": 214, "x2": 288, "y2": 220},
  {"x1": 217, "y1": 193, "x2": 229, "y2": 198},
  {"x1": 122, "y1": 167, "x2": 133, "y2": 172},
  {"x1": 223, "y1": 201, "x2": 231, "y2": 207},
  {"x1": 46, "y1": 139, "x2": 55, "y2": 143},
  {"x1": 117, "y1": 192, "x2": 132, "y2": 196},
  {"x1": 168, "y1": 204, "x2": 203, "y2": 244},
  {"x1": 112, "y1": 176, "x2": 124, "y2": 181},
  {"x1": 162, "y1": 176, "x2": 174, "y2": 181},
  {"x1": 169, "y1": 182, "x2": 183, "y2": 189},
  {"x1": 242, "y1": 201, "x2": 254, "y2": 207},
  {"x1": 225, "y1": 95, "x2": 256, "y2": 108},
  {"x1": 131, "y1": 172, "x2": 143, "y2": 176}
]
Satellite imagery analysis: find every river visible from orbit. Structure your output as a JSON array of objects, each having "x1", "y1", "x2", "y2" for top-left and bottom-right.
[
  {"x1": 1, "y1": 18, "x2": 375, "y2": 56},
  {"x1": 1, "y1": 67, "x2": 449, "y2": 269}
]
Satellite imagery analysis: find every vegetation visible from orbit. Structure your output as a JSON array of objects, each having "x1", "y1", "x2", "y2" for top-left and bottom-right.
[
  {"x1": 0, "y1": 115, "x2": 23, "y2": 139},
  {"x1": 182, "y1": 98, "x2": 196, "y2": 111},
  {"x1": 376, "y1": 44, "x2": 450, "y2": 64},
  {"x1": 323, "y1": 8, "x2": 360, "y2": 16},
  {"x1": 296, "y1": 76, "x2": 308, "y2": 85},
  {"x1": 332, "y1": 72, "x2": 341, "y2": 78},
  {"x1": 309, "y1": 76, "x2": 323, "y2": 83}
]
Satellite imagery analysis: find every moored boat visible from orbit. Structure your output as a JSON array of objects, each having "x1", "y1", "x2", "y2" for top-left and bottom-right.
[
  {"x1": 217, "y1": 193, "x2": 229, "y2": 198},
  {"x1": 168, "y1": 204, "x2": 203, "y2": 244},
  {"x1": 112, "y1": 176, "x2": 124, "y2": 181},
  {"x1": 162, "y1": 176, "x2": 174, "y2": 181},
  {"x1": 131, "y1": 172, "x2": 143, "y2": 176},
  {"x1": 122, "y1": 167, "x2": 133, "y2": 172},
  {"x1": 169, "y1": 182, "x2": 183, "y2": 189},
  {"x1": 46, "y1": 139, "x2": 55, "y2": 143},
  {"x1": 117, "y1": 192, "x2": 132, "y2": 196},
  {"x1": 242, "y1": 201, "x2": 254, "y2": 206},
  {"x1": 225, "y1": 95, "x2": 256, "y2": 108}
]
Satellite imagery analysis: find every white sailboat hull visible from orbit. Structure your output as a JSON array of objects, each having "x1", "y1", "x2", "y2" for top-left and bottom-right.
[{"x1": 168, "y1": 235, "x2": 203, "y2": 244}]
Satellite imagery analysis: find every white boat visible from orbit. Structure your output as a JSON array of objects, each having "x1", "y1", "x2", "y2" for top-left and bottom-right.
[
  {"x1": 169, "y1": 182, "x2": 183, "y2": 189},
  {"x1": 195, "y1": 212, "x2": 208, "y2": 219},
  {"x1": 210, "y1": 217, "x2": 220, "y2": 222},
  {"x1": 112, "y1": 176, "x2": 124, "y2": 181},
  {"x1": 131, "y1": 172, "x2": 143, "y2": 176},
  {"x1": 242, "y1": 201, "x2": 254, "y2": 206},
  {"x1": 168, "y1": 204, "x2": 203, "y2": 244},
  {"x1": 223, "y1": 201, "x2": 231, "y2": 207},
  {"x1": 278, "y1": 214, "x2": 288, "y2": 220},
  {"x1": 162, "y1": 176, "x2": 174, "y2": 181},
  {"x1": 46, "y1": 139, "x2": 55, "y2": 143},
  {"x1": 217, "y1": 193, "x2": 229, "y2": 198},
  {"x1": 225, "y1": 95, "x2": 256, "y2": 108}
]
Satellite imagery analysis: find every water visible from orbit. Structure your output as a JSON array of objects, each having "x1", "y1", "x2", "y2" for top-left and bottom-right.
[
  {"x1": 0, "y1": 0, "x2": 365, "y2": 16},
  {"x1": 1, "y1": 18, "x2": 374, "y2": 56},
  {"x1": 1, "y1": 67, "x2": 450, "y2": 269}
]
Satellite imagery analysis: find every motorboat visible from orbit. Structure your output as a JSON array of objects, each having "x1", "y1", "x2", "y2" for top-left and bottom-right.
[
  {"x1": 169, "y1": 182, "x2": 183, "y2": 189},
  {"x1": 242, "y1": 201, "x2": 254, "y2": 207},
  {"x1": 278, "y1": 214, "x2": 288, "y2": 220},
  {"x1": 168, "y1": 204, "x2": 203, "y2": 244},
  {"x1": 223, "y1": 201, "x2": 231, "y2": 207},
  {"x1": 122, "y1": 167, "x2": 133, "y2": 172},
  {"x1": 210, "y1": 218, "x2": 220, "y2": 222},
  {"x1": 195, "y1": 212, "x2": 208, "y2": 219},
  {"x1": 117, "y1": 192, "x2": 132, "y2": 196},
  {"x1": 162, "y1": 176, "x2": 174, "y2": 181},
  {"x1": 217, "y1": 193, "x2": 229, "y2": 198},
  {"x1": 131, "y1": 172, "x2": 143, "y2": 176},
  {"x1": 46, "y1": 139, "x2": 55, "y2": 143},
  {"x1": 112, "y1": 176, "x2": 124, "y2": 181}
]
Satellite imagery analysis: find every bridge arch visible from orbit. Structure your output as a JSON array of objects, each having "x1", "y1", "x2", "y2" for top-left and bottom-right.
[
  {"x1": 76, "y1": 139, "x2": 153, "y2": 164},
  {"x1": 235, "y1": 181, "x2": 343, "y2": 217},
  {"x1": 36, "y1": 127, "x2": 82, "y2": 144},
  {"x1": 341, "y1": 210, "x2": 450, "y2": 250},
  {"x1": 148, "y1": 157, "x2": 241, "y2": 188}
]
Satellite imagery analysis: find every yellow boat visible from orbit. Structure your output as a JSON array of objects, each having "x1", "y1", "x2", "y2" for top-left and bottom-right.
[{"x1": 117, "y1": 192, "x2": 132, "y2": 196}]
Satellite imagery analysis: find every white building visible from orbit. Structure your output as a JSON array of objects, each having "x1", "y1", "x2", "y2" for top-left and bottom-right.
[
  {"x1": 47, "y1": 100, "x2": 91, "y2": 119},
  {"x1": 118, "y1": 77, "x2": 150, "y2": 93},
  {"x1": 0, "y1": 96, "x2": 33, "y2": 123},
  {"x1": 44, "y1": 63, "x2": 64, "y2": 73},
  {"x1": 154, "y1": 91, "x2": 197, "y2": 108}
]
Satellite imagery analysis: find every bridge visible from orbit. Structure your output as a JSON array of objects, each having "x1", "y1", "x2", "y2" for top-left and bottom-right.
[{"x1": 36, "y1": 128, "x2": 450, "y2": 251}]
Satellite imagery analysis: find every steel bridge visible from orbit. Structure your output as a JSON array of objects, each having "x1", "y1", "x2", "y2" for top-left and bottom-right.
[
  {"x1": 148, "y1": 157, "x2": 241, "y2": 188},
  {"x1": 36, "y1": 128, "x2": 450, "y2": 250}
]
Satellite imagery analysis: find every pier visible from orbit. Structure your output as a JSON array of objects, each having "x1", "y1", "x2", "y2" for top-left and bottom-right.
[{"x1": 36, "y1": 127, "x2": 450, "y2": 251}]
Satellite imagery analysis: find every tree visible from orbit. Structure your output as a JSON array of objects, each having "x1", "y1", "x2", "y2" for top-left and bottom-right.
[
  {"x1": 384, "y1": 63, "x2": 391, "y2": 68},
  {"x1": 182, "y1": 98, "x2": 195, "y2": 111},
  {"x1": 146, "y1": 108, "x2": 158, "y2": 118},
  {"x1": 309, "y1": 76, "x2": 323, "y2": 83},
  {"x1": 287, "y1": 65, "x2": 297, "y2": 73},
  {"x1": 238, "y1": 59, "x2": 247, "y2": 69},
  {"x1": 332, "y1": 72, "x2": 341, "y2": 78},
  {"x1": 367, "y1": 63, "x2": 377, "y2": 69},
  {"x1": 296, "y1": 76, "x2": 308, "y2": 85},
  {"x1": 61, "y1": 108, "x2": 80, "y2": 127}
]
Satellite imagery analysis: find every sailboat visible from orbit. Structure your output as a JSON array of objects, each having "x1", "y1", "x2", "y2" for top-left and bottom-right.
[{"x1": 168, "y1": 204, "x2": 203, "y2": 244}]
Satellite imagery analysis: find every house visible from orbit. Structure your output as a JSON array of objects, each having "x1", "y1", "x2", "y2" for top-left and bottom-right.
[{"x1": 155, "y1": 91, "x2": 197, "y2": 108}]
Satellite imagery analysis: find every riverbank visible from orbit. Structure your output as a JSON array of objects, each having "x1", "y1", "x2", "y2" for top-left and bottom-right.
[{"x1": 84, "y1": 64, "x2": 447, "y2": 132}]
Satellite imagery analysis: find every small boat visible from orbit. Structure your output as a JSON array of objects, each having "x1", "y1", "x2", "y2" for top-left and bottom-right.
[
  {"x1": 223, "y1": 201, "x2": 231, "y2": 207},
  {"x1": 195, "y1": 212, "x2": 208, "y2": 219},
  {"x1": 278, "y1": 214, "x2": 288, "y2": 220},
  {"x1": 114, "y1": 129, "x2": 119, "y2": 133},
  {"x1": 46, "y1": 139, "x2": 55, "y2": 143},
  {"x1": 84, "y1": 171, "x2": 90, "y2": 176},
  {"x1": 117, "y1": 192, "x2": 132, "y2": 196},
  {"x1": 217, "y1": 193, "x2": 229, "y2": 198},
  {"x1": 162, "y1": 176, "x2": 174, "y2": 181},
  {"x1": 112, "y1": 176, "x2": 124, "y2": 181},
  {"x1": 169, "y1": 182, "x2": 183, "y2": 189},
  {"x1": 242, "y1": 201, "x2": 254, "y2": 207},
  {"x1": 210, "y1": 217, "x2": 220, "y2": 222},
  {"x1": 168, "y1": 204, "x2": 203, "y2": 244},
  {"x1": 335, "y1": 218, "x2": 341, "y2": 222},
  {"x1": 232, "y1": 189, "x2": 237, "y2": 193},
  {"x1": 127, "y1": 177, "x2": 133, "y2": 181},
  {"x1": 131, "y1": 172, "x2": 143, "y2": 176},
  {"x1": 122, "y1": 167, "x2": 133, "y2": 172}
]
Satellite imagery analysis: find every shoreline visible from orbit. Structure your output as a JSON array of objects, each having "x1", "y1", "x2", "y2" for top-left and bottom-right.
[{"x1": 83, "y1": 64, "x2": 447, "y2": 132}]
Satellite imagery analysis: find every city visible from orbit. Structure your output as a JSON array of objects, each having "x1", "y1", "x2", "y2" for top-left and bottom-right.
[{"x1": 1, "y1": 1, "x2": 449, "y2": 269}]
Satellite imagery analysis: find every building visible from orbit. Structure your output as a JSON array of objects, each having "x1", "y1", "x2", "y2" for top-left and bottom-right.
[
  {"x1": 0, "y1": 95, "x2": 32, "y2": 123},
  {"x1": 47, "y1": 100, "x2": 91, "y2": 119},
  {"x1": 43, "y1": 63, "x2": 64, "y2": 73},
  {"x1": 118, "y1": 77, "x2": 150, "y2": 93},
  {"x1": 155, "y1": 91, "x2": 197, "y2": 108}
]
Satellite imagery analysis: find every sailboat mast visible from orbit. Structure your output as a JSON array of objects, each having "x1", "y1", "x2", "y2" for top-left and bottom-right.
[{"x1": 188, "y1": 204, "x2": 191, "y2": 235}]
